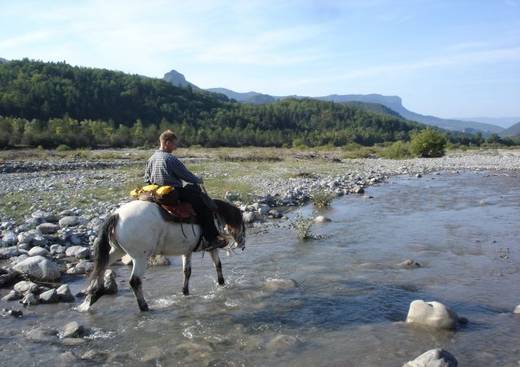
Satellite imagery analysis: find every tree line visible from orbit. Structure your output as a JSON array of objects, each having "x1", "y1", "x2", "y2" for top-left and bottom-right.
[{"x1": 1, "y1": 59, "x2": 515, "y2": 149}]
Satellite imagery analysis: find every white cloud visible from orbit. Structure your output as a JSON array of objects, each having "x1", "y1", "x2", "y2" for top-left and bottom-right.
[{"x1": 0, "y1": 31, "x2": 54, "y2": 50}]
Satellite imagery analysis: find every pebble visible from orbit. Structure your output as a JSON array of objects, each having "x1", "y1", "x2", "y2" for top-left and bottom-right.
[
  {"x1": 28, "y1": 246, "x2": 50, "y2": 257},
  {"x1": 264, "y1": 278, "x2": 298, "y2": 291},
  {"x1": 37, "y1": 223, "x2": 60, "y2": 234},
  {"x1": 21, "y1": 292, "x2": 39, "y2": 306},
  {"x1": 56, "y1": 284, "x2": 75, "y2": 302},
  {"x1": 39, "y1": 289, "x2": 59, "y2": 304},
  {"x1": 25, "y1": 327, "x2": 58, "y2": 343},
  {"x1": 61, "y1": 321, "x2": 85, "y2": 338},
  {"x1": 103, "y1": 269, "x2": 118, "y2": 294},
  {"x1": 403, "y1": 348, "x2": 458, "y2": 367},
  {"x1": 65, "y1": 246, "x2": 90, "y2": 259},
  {"x1": 397, "y1": 259, "x2": 421, "y2": 268},
  {"x1": 59, "y1": 216, "x2": 80, "y2": 228},
  {"x1": 313, "y1": 215, "x2": 331, "y2": 223}
]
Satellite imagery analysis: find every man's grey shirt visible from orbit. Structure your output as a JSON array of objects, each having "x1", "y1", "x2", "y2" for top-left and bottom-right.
[{"x1": 144, "y1": 150, "x2": 202, "y2": 187}]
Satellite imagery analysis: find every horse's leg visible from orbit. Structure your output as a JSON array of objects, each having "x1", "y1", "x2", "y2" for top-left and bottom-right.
[
  {"x1": 129, "y1": 257, "x2": 149, "y2": 311},
  {"x1": 182, "y1": 253, "x2": 192, "y2": 296},
  {"x1": 210, "y1": 250, "x2": 225, "y2": 286}
]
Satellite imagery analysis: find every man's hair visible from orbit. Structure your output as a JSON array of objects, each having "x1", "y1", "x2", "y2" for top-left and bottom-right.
[{"x1": 159, "y1": 130, "x2": 177, "y2": 145}]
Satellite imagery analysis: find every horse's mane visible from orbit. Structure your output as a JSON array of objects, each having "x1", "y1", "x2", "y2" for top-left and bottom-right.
[{"x1": 214, "y1": 199, "x2": 243, "y2": 228}]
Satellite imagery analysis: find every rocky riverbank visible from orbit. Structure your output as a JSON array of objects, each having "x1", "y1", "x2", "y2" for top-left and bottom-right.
[
  {"x1": 1, "y1": 148, "x2": 519, "y2": 365},
  {"x1": 1, "y1": 149, "x2": 519, "y2": 293},
  {"x1": 1, "y1": 150, "x2": 518, "y2": 298}
]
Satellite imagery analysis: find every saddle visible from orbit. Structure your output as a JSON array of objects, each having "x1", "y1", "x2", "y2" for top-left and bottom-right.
[{"x1": 137, "y1": 191, "x2": 197, "y2": 223}]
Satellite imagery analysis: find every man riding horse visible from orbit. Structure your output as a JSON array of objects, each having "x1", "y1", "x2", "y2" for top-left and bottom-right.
[{"x1": 144, "y1": 130, "x2": 228, "y2": 251}]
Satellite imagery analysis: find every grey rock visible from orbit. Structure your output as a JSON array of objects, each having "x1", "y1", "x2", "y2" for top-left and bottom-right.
[
  {"x1": 17, "y1": 230, "x2": 37, "y2": 245},
  {"x1": 37, "y1": 222, "x2": 60, "y2": 234},
  {"x1": 0, "y1": 246, "x2": 19, "y2": 259},
  {"x1": 403, "y1": 348, "x2": 458, "y2": 367},
  {"x1": 268, "y1": 209, "x2": 283, "y2": 219},
  {"x1": 264, "y1": 278, "x2": 298, "y2": 291},
  {"x1": 50, "y1": 244, "x2": 66, "y2": 255},
  {"x1": 25, "y1": 327, "x2": 58, "y2": 343},
  {"x1": 406, "y1": 300, "x2": 460, "y2": 330},
  {"x1": 398, "y1": 259, "x2": 421, "y2": 268},
  {"x1": 31, "y1": 234, "x2": 48, "y2": 247},
  {"x1": 56, "y1": 284, "x2": 75, "y2": 302},
  {"x1": 66, "y1": 260, "x2": 94, "y2": 275},
  {"x1": 2, "y1": 290, "x2": 22, "y2": 301},
  {"x1": 61, "y1": 337, "x2": 87, "y2": 346},
  {"x1": 59, "y1": 216, "x2": 80, "y2": 227},
  {"x1": 1, "y1": 231, "x2": 17, "y2": 247},
  {"x1": 61, "y1": 321, "x2": 85, "y2": 338},
  {"x1": 31, "y1": 210, "x2": 58, "y2": 222},
  {"x1": 21, "y1": 292, "x2": 39, "y2": 306},
  {"x1": 103, "y1": 269, "x2": 118, "y2": 294},
  {"x1": 39, "y1": 289, "x2": 59, "y2": 303},
  {"x1": 243, "y1": 212, "x2": 256, "y2": 224},
  {"x1": 313, "y1": 215, "x2": 331, "y2": 223},
  {"x1": 28, "y1": 246, "x2": 50, "y2": 257},
  {"x1": 81, "y1": 350, "x2": 108, "y2": 361},
  {"x1": 57, "y1": 351, "x2": 78, "y2": 366},
  {"x1": 65, "y1": 245, "x2": 90, "y2": 259},
  {"x1": 351, "y1": 186, "x2": 365, "y2": 194},
  {"x1": 0, "y1": 268, "x2": 22, "y2": 287},
  {"x1": 265, "y1": 334, "x2": 301, "y2": 351},
  {"x1": 12, "y1": 255, "x2": 61, "y2": 281},
  {"x1": 14, "y1": 280, "x2": 39, "y2": 294}
]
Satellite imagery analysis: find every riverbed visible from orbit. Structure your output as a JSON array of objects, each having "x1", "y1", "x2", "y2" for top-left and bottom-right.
[{"x1": 1, "y1": 171, "x2": 519, "y2": 366}]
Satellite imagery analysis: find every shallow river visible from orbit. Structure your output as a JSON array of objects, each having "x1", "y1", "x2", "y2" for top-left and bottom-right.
[{"x1": 1, "y1": 171, "x2": 520, "y2": 366}]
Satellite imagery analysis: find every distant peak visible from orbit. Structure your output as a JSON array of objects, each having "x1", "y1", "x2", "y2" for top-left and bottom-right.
[{"x1": 163, "y1": 69, "x2": 197, "y2": 88}]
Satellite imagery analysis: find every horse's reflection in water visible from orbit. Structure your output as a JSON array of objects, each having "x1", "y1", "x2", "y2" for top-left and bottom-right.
[{"x1": 78, "y1": 199, "x2": 246, "y2": 312}]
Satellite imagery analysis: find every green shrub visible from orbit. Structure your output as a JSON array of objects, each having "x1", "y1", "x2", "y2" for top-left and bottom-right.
[
  {"x1": 311, "y1": 189, "x2": 335, "y2": 208},
  {"x1": 381, "y1": 141, "x2": 412, "y2": 159},
  {"x1": 56, "y1": 144, "x2": 72, "y2": 151},
  {"x1": 291, "y1": 214, "x2": 315, "y2": 240},
  {"x1": 410, "y1": 129, "x2": 447, "y2": 157}
]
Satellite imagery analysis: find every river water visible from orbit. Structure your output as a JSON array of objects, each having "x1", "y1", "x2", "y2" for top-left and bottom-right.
[{"x1": 1, "y1": 171, "x2": 520, "y2": 366}]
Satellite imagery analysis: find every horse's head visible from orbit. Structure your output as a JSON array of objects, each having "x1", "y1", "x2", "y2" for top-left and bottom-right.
[{"x1": 214, "y1": 199, "x2": 246, "y2": 251}]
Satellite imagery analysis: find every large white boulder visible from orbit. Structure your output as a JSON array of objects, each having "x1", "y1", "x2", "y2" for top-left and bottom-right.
[
  {"x1": 12, "y1": 255, "x2": 60, "y2": 281},
  {"x1": 403, "y1": 348, "x2": 458, "y2": 367},
  {"x1": 406, "y1": 300, "x2": 459, "y2": 330}
]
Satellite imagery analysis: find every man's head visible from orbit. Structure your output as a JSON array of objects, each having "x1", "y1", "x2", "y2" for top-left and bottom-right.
[{"x1": 159, "y1": 130, "x2": 177, "y2": 152}]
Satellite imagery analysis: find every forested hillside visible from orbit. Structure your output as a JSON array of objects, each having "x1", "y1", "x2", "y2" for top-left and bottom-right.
[{"x1": 0, "y1": 58, "x2": 485, "y2": 149}]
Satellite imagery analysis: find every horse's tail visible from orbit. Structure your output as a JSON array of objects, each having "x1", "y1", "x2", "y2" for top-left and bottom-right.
[{"x1": 90, "y1": 213, "x2": 119, "y2": 281}]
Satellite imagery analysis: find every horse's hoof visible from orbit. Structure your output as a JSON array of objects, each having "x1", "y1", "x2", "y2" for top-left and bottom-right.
[
  {"x1": 139, "y1": 303, "x2": 149, "y2": 312},
  {"x1": 183, "y1": 289, "x2": 189, "y2": 296}
]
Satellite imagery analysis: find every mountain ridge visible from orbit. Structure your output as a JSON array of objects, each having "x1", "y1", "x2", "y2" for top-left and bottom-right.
[
  {"x1": 204, "y1": 86, "x2": 503, "y2": 134},
  {"x1": 501, "y1": 122, "x2": 520, "y2": 137}
]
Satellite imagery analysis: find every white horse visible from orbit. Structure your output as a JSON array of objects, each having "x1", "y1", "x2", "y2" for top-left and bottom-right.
[{"x1": 78, "y1": 198, "x2": 245, "y2": 312}]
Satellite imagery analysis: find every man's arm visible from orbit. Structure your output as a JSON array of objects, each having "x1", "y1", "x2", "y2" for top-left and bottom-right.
[{"x1": 167, "y1": 156, "x2": 202, "y2": 184}]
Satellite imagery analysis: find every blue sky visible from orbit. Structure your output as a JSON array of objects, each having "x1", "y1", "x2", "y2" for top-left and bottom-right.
[{"x1": 1, "y1": 0, "x2": 519, "y2": 119}]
